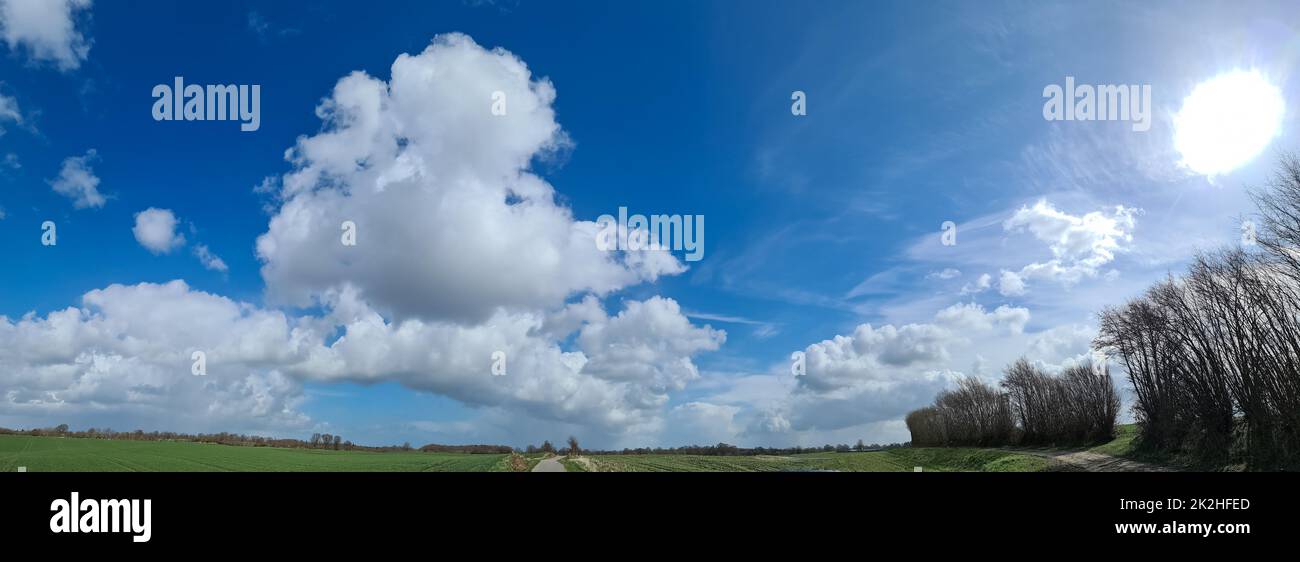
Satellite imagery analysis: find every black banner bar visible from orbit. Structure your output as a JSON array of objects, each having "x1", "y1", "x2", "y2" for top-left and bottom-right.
[{"x1": 2, "y1": 472, "x2": 1285, "y2": 551}]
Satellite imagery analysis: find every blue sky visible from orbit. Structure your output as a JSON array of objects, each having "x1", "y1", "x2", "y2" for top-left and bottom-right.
[{"x1": 1, "y1": 0, "x2": 1296, "y2": 448}]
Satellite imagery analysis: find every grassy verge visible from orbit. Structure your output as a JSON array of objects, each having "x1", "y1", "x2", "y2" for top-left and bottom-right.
[
  {"x1": 1087, "y1": 424, "x2": 1218, "y2": 470},
  {"x1": 559, "y1": 457, "x2": 588, "y2": 472},
  {"x1": 859, "y1": 448, "x2": 1051, "y2": 472},
  {"x1": 522, "y1": 452, "x2": 551, "y2": 471},
  {"x1": 1087, "y1": 423, "x2": 1138, "y2": 457}
]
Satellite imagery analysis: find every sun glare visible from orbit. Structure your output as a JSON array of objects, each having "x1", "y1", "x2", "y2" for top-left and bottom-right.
[{"x1": 1174, "y1": 69, "x2": 1285, "y2": 178}]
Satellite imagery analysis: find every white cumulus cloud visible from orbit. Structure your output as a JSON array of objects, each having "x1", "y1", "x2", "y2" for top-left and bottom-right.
[
  {"x1": 48, "y1": 149, "x2": 104, "y2": 208},
  {"x1": 750, "y1": 302, "x2": 1029, "y2": 434},
  {"x1": 0, "y1": 280, "x2": 725, "y2": 440},
  {"x1": 256, "y1": 33, "x2": 678, "y2": 324},
  {"x1": 2, "y1": 34, "x2": 726, "y2": 445},
  {"x1": 0, "y1": 281, "x2": 312, "y2": 433},
  {"x1": 132, "y1": 207, "x2": 186, "y2": 254},
  {"x1": 286, "y1": 286, "x2": 722, "y2": 435},
  {"x1": 1001, "y1": 199, "x2": 1137, "y2": 292},
  {"x1": 0, "y1": 0, "x2": 92, "y2": 71},
  {"x1": 998, "y1": 269, "x2": 1026, "y2": 296}
]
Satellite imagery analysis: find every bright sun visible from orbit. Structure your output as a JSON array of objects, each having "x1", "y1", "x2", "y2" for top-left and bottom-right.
[{"x1": 1174, "y1": 69, "x2": 1285, "y2": 178}]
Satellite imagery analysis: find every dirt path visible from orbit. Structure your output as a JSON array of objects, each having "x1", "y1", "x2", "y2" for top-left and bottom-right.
[
  {"x1": 532, "y1": 458, "x2": 567, "y2": 472},
  {"x1": 1016, "y1": 448, "x2": 1173, "y2": 472}
]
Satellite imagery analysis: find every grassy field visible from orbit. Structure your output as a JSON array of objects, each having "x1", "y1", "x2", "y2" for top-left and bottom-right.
[
  {"x1": 589, "y1": 447, "x2": 1051, "y2": 472},
  {"x1": 4, "y1": 427, "x2": 1141, "y2": 472},
  {"x1": 0, "y1": 434, "x2": 509, "y2": 472}
]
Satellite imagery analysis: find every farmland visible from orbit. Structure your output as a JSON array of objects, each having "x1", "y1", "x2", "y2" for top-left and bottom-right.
[
  {"x1": 3, "y1": 431, "x2": 1138, "y2": 472},
  {"x1": 0, "y1": 434, "x2": 509, "y2": 472},
  {"x1": 588, "y1": 447, "x2": 1052, "y2": 472}
]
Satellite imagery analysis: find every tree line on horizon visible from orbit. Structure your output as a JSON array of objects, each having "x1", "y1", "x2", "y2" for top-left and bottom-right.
[
  {"x1": 0, "y1": 424, "x2": 511, "y2": 454},
  {"x1": 538, "y1": 437, "x2": 909, "y2": 457}
]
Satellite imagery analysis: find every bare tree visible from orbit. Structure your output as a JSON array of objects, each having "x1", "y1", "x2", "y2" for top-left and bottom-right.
[
  {"x1": 1095, "y1": 167, "x2": 1300, "y2": 469},
  {"x1": 566, "y1": 436, "x2": 580, "y2": 456},
  {"x1": 905, "y1": 378, "x2": 1013, "y2": 447},
  {"x1": 1251, "y1": 153, "x2": 1300, "y2": 283},
  {"x1": 905, "y1": 406, "x2": 946, "y2": 446},
  {"x1": 999, "y1": 358, "x2": 1118, "y2": 445}
]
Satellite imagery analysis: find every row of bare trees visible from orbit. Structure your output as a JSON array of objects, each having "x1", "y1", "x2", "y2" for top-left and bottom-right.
[
  {"x1": 1094, "y1": 156, "x2": 1300, "y2": 469},
  {"x1": 1003, "y1": 359, "x2": 1119, "y2": 444},
  {"x1": 906, "y1": 360, "x2": 1118, "y2": 447},
  {"x1": 906, "y1": 378, "x2": 1012, "y2": 447}
]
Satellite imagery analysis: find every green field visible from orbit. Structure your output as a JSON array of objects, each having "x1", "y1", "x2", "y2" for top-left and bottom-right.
[
  {"x1": 0, "y1": 435, "x2": 509, "y2": 472},
  {"x1": 5, "y1": 430, "x2": 1141, "y2": 472},
  {"x1": 589, "y1": 447, "x2": 1051, "y2": 472}
]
